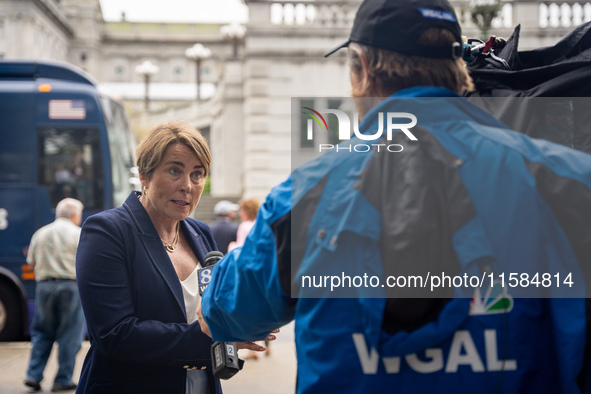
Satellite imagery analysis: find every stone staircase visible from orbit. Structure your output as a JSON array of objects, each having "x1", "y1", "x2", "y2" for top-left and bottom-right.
[{"x1": 192, "y1": 194, "x2": 241, "y2": 225}]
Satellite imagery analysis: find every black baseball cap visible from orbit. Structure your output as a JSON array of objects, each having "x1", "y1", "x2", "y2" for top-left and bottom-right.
[{"x1": 325, "y1": 0, "x2": 463, "y2": 59}]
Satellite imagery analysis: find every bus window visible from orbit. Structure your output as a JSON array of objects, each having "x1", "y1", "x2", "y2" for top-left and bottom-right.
[
  {"x1": 0, "y1": 134, "x2": 35, "y2": 184},
  {"x1": 37, "y1": 127, "x2": 104, "y2": 210},
  {"x1": 101, "y1": 96, "x2": 136, "y2": 206},
  {"x1": 0, "y1": 94, "x2": 35, "y2": 184}
]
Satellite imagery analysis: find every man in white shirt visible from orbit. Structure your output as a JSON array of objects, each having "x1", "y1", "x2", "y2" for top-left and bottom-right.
[{"x1": 24, "y1": 198, "x2": 85, "y2": 392}]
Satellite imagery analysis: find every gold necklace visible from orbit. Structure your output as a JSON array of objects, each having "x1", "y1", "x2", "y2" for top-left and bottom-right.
[{"x1": 162, "y1": 223, "x2": 180, "y2": 253}]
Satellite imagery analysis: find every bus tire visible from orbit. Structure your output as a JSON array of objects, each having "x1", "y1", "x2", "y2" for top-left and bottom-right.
[{"x1": 0, "y1": 285, "x2": 21, "y2": 341}]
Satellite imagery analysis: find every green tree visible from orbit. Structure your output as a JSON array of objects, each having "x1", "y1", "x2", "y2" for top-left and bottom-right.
[{"x1": 469, "y1": 0, "x2": 503, "y2": 41}]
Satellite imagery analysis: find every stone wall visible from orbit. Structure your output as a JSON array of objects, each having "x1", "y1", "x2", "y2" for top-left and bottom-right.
[{"x1": 2, "y1": 0, "x2": 590, "y2": 201}]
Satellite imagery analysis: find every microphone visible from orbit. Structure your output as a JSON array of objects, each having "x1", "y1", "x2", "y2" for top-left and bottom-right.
[
  {"x1": 198, "y1": 250, "x2": 243, "y2": 379},
  {"x1": 198, "y1": 251, "x2": 223, "y2": 295}
]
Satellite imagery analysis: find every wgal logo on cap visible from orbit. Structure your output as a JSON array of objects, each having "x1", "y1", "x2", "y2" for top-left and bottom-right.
[{"x1": 419, "y1": 8, "x2": 457, "y2": 22}]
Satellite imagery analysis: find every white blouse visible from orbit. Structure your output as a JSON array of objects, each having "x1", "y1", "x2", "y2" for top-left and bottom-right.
[{"x1": 181, "y1": 265, "x2": 201, "y2": 324}]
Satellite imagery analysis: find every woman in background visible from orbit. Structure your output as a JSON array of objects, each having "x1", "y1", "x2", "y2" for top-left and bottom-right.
[
  {"x1": 76, "y1": 120, "x2": 269, "y2": 394},
  {"x1": 228, "y1": 199, "x2": 259, "y2": 252}
]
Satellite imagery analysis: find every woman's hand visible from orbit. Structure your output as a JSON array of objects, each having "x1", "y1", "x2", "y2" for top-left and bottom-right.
[
  {"x1": 237, "y1": 341, "x2": 265, "y2": 351},
  {"x1": 236, "y1": 329, "x2": 279, "y2": 352},
  {"x1": 197, "y1": 301, "x2": 279, "y2": 352},
  {"x1": 197, "y1": 300, "x2": 280, "y2": 350},
  {"x1": 196, "y1": 302, "x2": 211, "y2": 337}
]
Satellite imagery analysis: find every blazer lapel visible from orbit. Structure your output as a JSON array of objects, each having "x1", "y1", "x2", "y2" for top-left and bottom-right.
[
  {"x1": 181, "y1": 220, "x2": 208, "y2": 267},
  {"x1": 123, "y1": 192, "x2": 187, "y2": 321}
]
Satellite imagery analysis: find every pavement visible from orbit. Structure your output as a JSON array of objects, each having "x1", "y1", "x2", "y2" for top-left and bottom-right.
[{"x1": 0, "y1": 322, "x2": 297, "y2": 394}]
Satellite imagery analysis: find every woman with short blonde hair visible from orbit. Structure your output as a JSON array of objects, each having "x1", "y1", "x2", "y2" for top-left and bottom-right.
[{"x1": 76, "y1": 120, "x2": 270, "y2": 394}]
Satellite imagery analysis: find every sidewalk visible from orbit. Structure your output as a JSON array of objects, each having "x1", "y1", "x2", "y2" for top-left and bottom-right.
[
  {"x1": 223, "y1": 322, "x2": 297, "y2": 394},
  {"x1": 0, "y1": 322, "x2": 296, "y2": 394}
]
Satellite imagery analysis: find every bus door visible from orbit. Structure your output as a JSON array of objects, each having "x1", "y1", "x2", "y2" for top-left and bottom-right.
[
  {"x1": 0, "y1": 85, "x2": 36, "y2": 254},
  {"x1": 0, "y1": 84, "x2": 37, "y2": 340}
]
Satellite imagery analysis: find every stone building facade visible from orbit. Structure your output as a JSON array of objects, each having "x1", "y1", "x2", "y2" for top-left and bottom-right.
[{"x1": 0, "y1": 0, "x2": 589, "y2": 201}]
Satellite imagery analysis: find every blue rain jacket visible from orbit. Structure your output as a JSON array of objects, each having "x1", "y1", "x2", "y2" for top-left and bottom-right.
[{"x1": 203, "y1": 87, "x2": 591, "y2": 393}]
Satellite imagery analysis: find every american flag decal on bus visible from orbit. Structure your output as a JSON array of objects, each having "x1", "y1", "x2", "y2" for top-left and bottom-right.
[{"x1": 48, "y1": 99, "x2": 86, "y2": 120}]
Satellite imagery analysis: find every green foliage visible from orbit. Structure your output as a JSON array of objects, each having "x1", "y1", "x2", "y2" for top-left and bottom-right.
[
  {"x1": 470, "y1": 0, "x2": 503, "y2": 41},
  {"x1": 203, "y1": 176, "x2": 211, "y2": 195}
]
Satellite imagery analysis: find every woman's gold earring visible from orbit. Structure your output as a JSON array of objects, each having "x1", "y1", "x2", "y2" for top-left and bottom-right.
[{"x1": 143, "y1": 186, "x2": 148, "y2": 196}]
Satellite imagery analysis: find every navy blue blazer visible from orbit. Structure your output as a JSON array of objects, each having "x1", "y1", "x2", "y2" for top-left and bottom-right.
[{"x1": 76, "y1": 192, "x2": 222, "y2": 394}]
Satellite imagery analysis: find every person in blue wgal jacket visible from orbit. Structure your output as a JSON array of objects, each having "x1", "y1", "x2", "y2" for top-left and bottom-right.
[{"x1": 198, "y1": 0, "x2": 591, "y2": 393}]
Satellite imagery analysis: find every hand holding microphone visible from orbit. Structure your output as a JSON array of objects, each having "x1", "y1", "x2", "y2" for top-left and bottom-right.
[
  {"x1": 198, "y1": 251, "x2": 243, "y2": 380},
  {"x1": 197, "y1": 251, "x2": 280, "y2": 379}
]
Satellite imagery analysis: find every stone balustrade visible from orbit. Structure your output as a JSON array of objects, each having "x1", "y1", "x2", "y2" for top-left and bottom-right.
[
  {"x1": 539, "y1": 1, "x2": 591, "y2": 28},
  {"x1": 262, "y1": 1, "x2": 591, "y2": 31},
  {"x1": 267, "y1": 1, "x2": 358, "y2": 27}
]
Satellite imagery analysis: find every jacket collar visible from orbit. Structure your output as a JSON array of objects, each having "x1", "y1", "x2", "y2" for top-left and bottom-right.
[
  {"x1": 124, "y1": 191, "x2": 160, "y2": 236},
  {"x1": 123, "y1": 191, "x2": 188, "y2": 321},
  {"x1": 358, "y1": 86, "x2": 506, "y2": 135}
]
